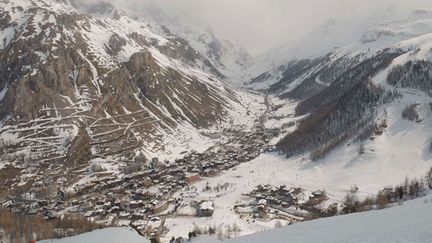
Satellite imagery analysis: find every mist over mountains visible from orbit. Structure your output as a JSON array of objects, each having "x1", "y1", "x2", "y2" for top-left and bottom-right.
[{"x1": 74, "y1": 0, "x2": 432, "y2": 54}]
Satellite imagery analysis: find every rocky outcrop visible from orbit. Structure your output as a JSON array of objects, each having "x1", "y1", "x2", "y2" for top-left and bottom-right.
[{"x1": 66, "y1": 126, "x2": 92, "y2": 165}]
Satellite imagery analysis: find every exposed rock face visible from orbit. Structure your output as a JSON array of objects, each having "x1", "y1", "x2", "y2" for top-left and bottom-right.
[
  {"x1": 66, "y1": 126, "x2": 92, "y2": 165},
  {"x1": 125, "y1": 51, "x2": 228, "y2": 128},
  {"x1": 0, "y1": 0, "x2": 247, "y2": 167}
]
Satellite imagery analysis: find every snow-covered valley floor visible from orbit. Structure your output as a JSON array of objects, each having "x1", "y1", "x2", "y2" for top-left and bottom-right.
[
  {"x1": 195, "y1": 193, "x2": 432, "y2": 243},
  {"x1": 163, "y1": 146, "x2": 431, "y2": 241},
  {"x1": 39, "y1": 194, "x2": 432, "y2": 243},
  {"x1": 160, "y1": 88, "x2": 432, "y2": 240}
]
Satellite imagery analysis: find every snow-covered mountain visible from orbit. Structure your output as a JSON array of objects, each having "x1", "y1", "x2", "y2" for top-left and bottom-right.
[
  {"x1": 0, "y1": 0, "x2": 258, "y2": 170},
  {"x1": 248, "y1": 7, "x2": 432, "y2": 96},
  {"x1": 246, "y1": 7, "x2": 432, "y2": 162},
  {"x1": 111, "y1": 2, "x2": 253, "y2": 84}
]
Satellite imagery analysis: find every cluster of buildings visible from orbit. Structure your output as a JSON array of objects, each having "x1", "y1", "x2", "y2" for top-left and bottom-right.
[
  {"x1": 235, "y1": 185, "x2": 329, "y2": 222},
  {"x1": 0, "y1": 124, "x2": 279, "y2": 239}
]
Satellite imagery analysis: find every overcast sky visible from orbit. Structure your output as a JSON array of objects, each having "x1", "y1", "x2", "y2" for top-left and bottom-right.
[{"x1": 110, "y1": 0, "x2": 432, "y2": 55}]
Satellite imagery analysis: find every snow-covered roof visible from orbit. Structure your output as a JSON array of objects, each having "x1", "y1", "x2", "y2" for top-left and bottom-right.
[{"x1": 200, "y1": 201, "x2": 214, "y2": 210}]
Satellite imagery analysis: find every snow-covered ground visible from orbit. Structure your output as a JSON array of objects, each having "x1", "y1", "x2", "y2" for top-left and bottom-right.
[
  {"x1": 195, "y1": 193, "x2": 432, "y2": 243},
  {"x1": 163, "y1": 85, "x2": 432, "y2": 239},
  {"x1": 40, "y1": 227, "x2": 149, "y2": 243},
  {"x1": 164, "y1": 144, "x2": 431, "y2": 240},
  {"x1": 44, "y1": 194, "x2": 432, "y2": 243}
]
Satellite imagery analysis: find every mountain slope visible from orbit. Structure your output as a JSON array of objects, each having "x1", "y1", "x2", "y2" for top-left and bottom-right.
[
  {"x1": 241, "y1": 8, "x2": 432, "y2": 162},
  {"x1": 0, "y1": 0, "x2": 257, "y2": 172},
  {"x1": 248, "y1": 8, "x2": 432, "y2": 98},
  {"x1": 111, "y1": 2, "x2": 253, "y2": 84},
  {"x1": 174, "y1": 7, "x2": 432, "y2": 241}
]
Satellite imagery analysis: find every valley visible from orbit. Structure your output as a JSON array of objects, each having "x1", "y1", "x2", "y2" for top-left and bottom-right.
[
  {"x1": 0, "y1": 88, "x2": 281, "y2": 240},
  {"x1": 1, "y1": 1, "x2": 432, "y2": 243}
]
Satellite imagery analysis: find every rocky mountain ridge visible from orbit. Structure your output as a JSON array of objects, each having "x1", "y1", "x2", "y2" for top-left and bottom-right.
[
  {"x1": 111, "y1": 1, "x2": 254, "y2": 84},
  {"x1": 0, "y1": 0, "x2": 258, "y2": 171}
]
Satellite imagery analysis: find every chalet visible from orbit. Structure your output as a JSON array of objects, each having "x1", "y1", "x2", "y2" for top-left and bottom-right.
[
  {"x1": 152, "y1": 200, "x2": 169, "y2": 214},
  {"x1": 203, "y1": 168, "x2": 217, "y2": 177},
  {"x1": 95, "y1": 199, "x2": 105, "y2": 206},
  {"x1": 94, "y1": 208, "x2": 105, "y2": 216},
  {"x1": 197, "y1": 201, "x2": 214, "y2": 217},
  {"x1": 165, "y1": 175, "x2": 174, "y2": 182},
  {"x1": 311, "y1": 190, "x2": 325, "y2": 198},
  {"x1": 236, "y1": 206, "x2": 254, "y2": 215},
  {"x1": 150, "y1": 173, "x2": 161, "y2": 181},
  {"x1": 131, "y1": 220, "x2": 147, "y2": 230},
  {"x1": 280, "y1": 206, "x2": 311, "y2": 218},
  {"x1": 308, "y1": 190, "x2": 328, "y2": 205},
  {"x1": 107, "y1": 206, "x2": 120, "y2": 214},
  {"x1": 131, "y1": 212, "x2": 144, "y2": 220},
  {"x1": 258, "y1": 199, "x2": 267, "y2": 207},
  {"x1": 159, "y1": 187, "x2": 169, "y2": 195},
  {"x1": 281, "y1": 202, "x2": 290, "y2": 208},
  {"x1": 71, "y1": 199, "x2": 80, "y2": 206},
  {"x1": 114, "y1": 199, "x2": 122, "y2": 207},
  {"x1": 134, "y1": 190, "x2": 154, "y2": 200},
  {"x1": 103, "y1": 201, "x2": 112, "y2": 209},
  {"x1": 119, "y1": 212, "x2": 131, "y2": 219},
  {"x1": 129, "y1": 200, "x2": 144, "y2": 209},
  {"x1": 191, "y1": 167, "x2": 201, "y2": 173},
  {"x1": 256, "y1": 206, "x2": 267, "y2": 218},
  {"x1": 267, "y1": 196, "x2": 282, "y2": 206}
]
